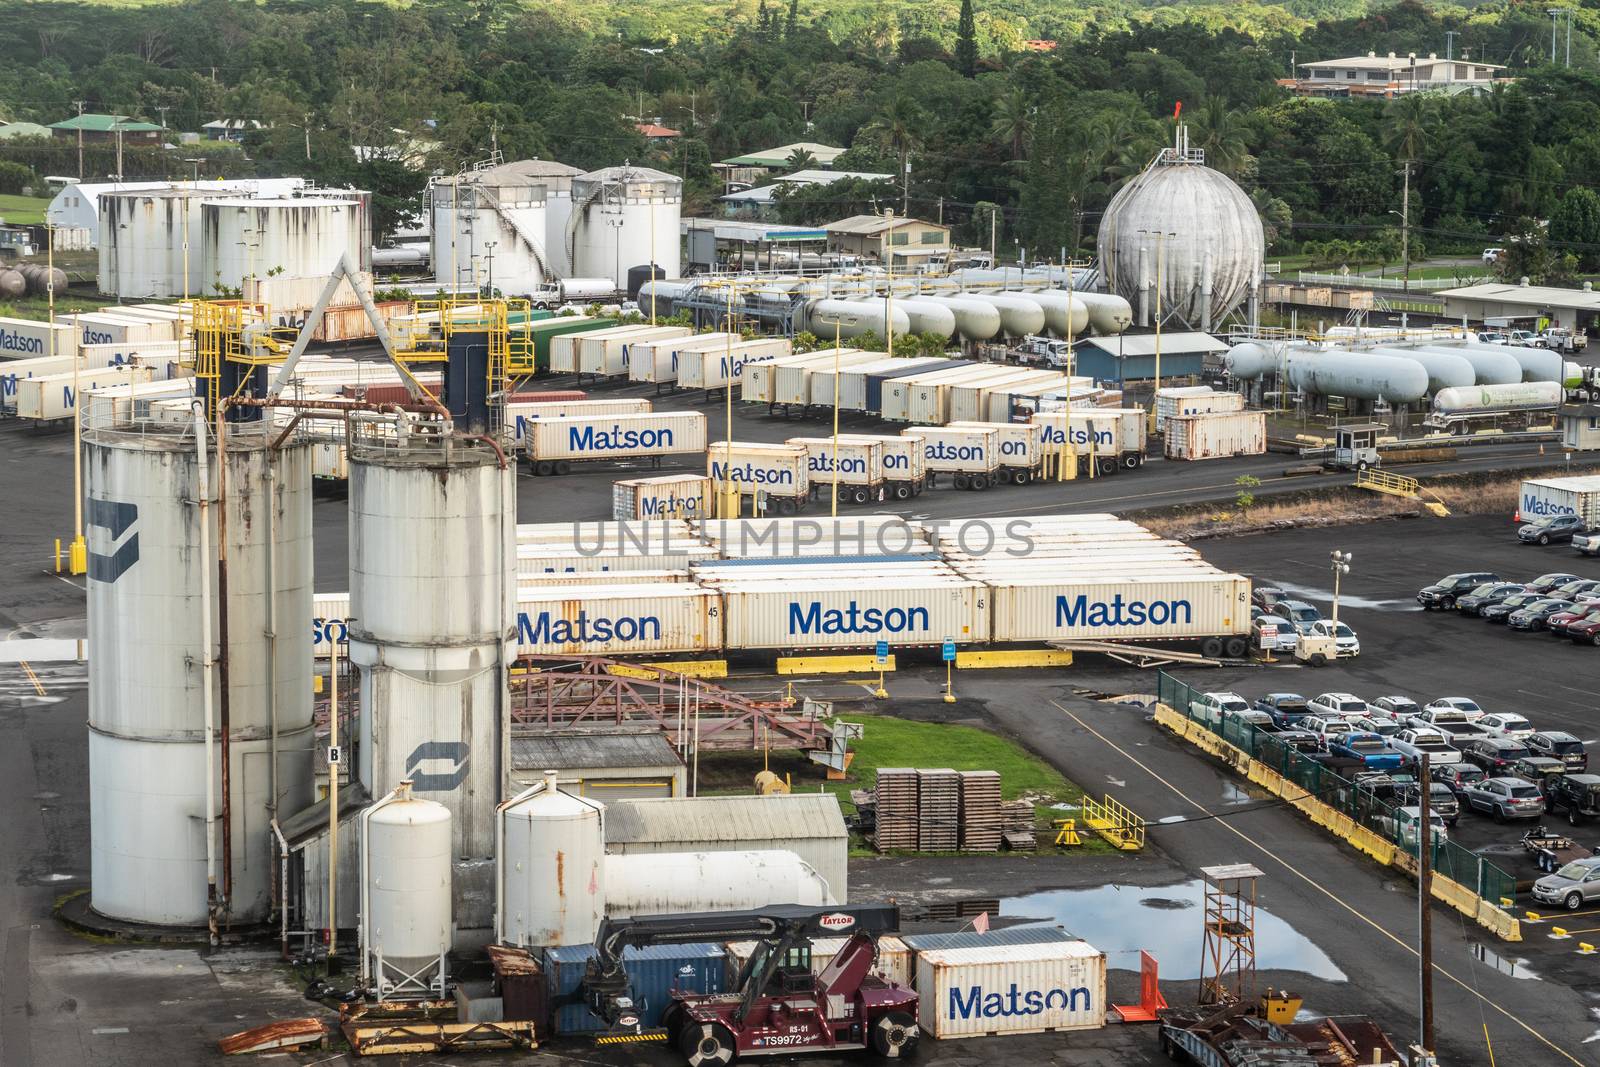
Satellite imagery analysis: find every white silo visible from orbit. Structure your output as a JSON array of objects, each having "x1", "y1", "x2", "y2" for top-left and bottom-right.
[
  {"x1": 86, "y1": 410, "x2": 314, "y2": 927},
  {"x1": 496, "y1": 771, "x2": 606, "y2": 949},
  {"x1": 361, "y1": 781, "x2": 453, "y2": 998},
  {"x1": 1097, "y1": 127, "x2": 1265, "y2": 331},
  {"x1": 568, "y1": 165, "x2": 682, "y2": 289},
  {"x1": 431, "y1": 160, "x2": 571, "y2": 294},
  {"x1": 98, "y1": 189, "x2": 207, "y2": 299},
  {"x1": 349, "y1": 419, "x2": 514, "y2": 947},
  {"x1": 202, "y1": 195, "x2": 368, "y2": 294}
]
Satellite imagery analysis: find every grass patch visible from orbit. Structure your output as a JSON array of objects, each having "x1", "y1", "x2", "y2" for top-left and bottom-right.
[{"x1": 0, "y1": 194, "x2": 50, "y2": 225}]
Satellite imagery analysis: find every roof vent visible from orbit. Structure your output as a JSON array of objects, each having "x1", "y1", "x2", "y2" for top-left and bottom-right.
[
  {"x1": 1585, "y1": 282, "x2": 1594, "y2": 293},
  {"x1": 1388, "y1": 51, "x2": 1396, "y2": 60},
  {"x1": 1368, "y1": 51, "x2": 1377, "y2": 58},
  {"x1": 1520, "y1": 276, "x2": 1531, "y2": 287},
  {"x1": 1428, "y1": 52, "x2": 1437, "y2": 60}
]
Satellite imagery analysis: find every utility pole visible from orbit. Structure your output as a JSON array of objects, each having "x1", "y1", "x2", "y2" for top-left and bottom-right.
[
  {"x1": 1550, "y1": 8, "x2": 1560, "y2": 64},
  {"x1": 303, "y1": 113, "x2": 313, "y2": 161},
  {"x1": 73, "y1": 100, "x2": 85, "y2": 179},
  {"x1": 155, "y1": 105, "x2": 170, "y2": 131},
  {"x1": 115, "y1": 123, "x2": 124, "y2": 180},
  {"x1": 1419, "y1": 751, "x2": 1435, "y2": 1059},
  {"x1": 1401, "y1": 161, "x2": 1411, "y2": 292},
  {"x1": 937, "y1": 196, "x2": 943, "y2": 226},
  {"x1": 1445, "y1": 31, "x2": 1458, "y2": 61},
  {"x1": 901, "y1": 160, "x2": 909, "y2": 217},
  {"x1": 989, "y1": 206, "x2": 997, "y2": 266}
]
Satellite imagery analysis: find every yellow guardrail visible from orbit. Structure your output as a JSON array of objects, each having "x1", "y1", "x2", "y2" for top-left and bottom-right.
[
  {"x1": 1354, "y1": 467, "x2": 1419, "y2": 497},
  {"x1": 1081, "y1": 794, "x2": 1146, "y2": 851}
]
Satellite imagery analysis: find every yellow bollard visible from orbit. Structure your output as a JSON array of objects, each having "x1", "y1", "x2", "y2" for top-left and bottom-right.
[
  {"x1": 1500, "y1": 897, "x2": 1515, "y2": 909},
  {"x1": 68, "y1": 534, "x2": 86, "y2": 576},
  {"x1": 1579, "y1": 943, "x2": 1596, "y2": 955},
  {"x1": 1551, "y1": 926, "x2": 1570, "y2": 940},
  {"x1": 1525, "y1": 911, "x2": 1543, "y2": 923},
  {"x1": 53, "y1": 537, "x2": 62, "y2": 573}
]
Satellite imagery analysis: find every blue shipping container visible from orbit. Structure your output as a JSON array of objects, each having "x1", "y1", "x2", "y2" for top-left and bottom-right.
[{"x1": 543, "y1": 942, "x2": 726, "y2": 1035}]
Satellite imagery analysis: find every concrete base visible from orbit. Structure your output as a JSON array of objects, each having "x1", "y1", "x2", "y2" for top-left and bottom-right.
[{"x1": 57, "y1": 888, "x2": 273, "y2": 945}]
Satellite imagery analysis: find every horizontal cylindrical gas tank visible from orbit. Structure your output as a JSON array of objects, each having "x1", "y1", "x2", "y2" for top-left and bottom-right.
[
  {"x1": 1224, "y1": 341, "x2": 1276, "y2": 380},
  {"x1": 959, "y1": 293, "x2": 1046, "y2": 338},
  {"x1": 1432, "y1": 381, "x2": 1562, "y2": 415},
  {"x1": 638, "y1": 280, "x2": 695, "y2": 313},
  {"x1": 803, "y1": 299, "x2": 911, "y2": 340},
  {"x1": 363, "y1": 783, "x2": 452, "y2": 985},
  {"x1": 603, "y1": 849, "x2": 834, "y2": 917},
  {"x1": 1067, "y1": 292, "x2": 1133, "y2": 335},
  {"x1": 0, "y1": 269, "x2": 24, "y2": 300},
  {"x1": 1015, "y1": 290, "x2": 1089, "y2": 338},
  {"x1": 889, "y1": 296, "x2": 957, "y2": 339},
  {"x1": 918, "y1": 295, "x2": 1003, "y2": 342},
  {"x1": 371, "y1": 246, "x2": 428, "y2": 269},
  {"x1": 1369, "y1": 346, "x2": 1473, "y2": 394},
  {"x1": 1286, "y1": 346, "x2": 1429, "y2": 402},
  {"x1": 1446, "y1": 342, "x2": 1563, "y2": 384},
  {"x1": 1409, "y1": 344, "x2": 1521, "y2": 386}
]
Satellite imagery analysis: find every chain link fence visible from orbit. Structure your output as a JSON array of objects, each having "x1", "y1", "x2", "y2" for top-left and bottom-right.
[{"x1": 1156, "y1": 672, "x2": 1516, "y2": 906}]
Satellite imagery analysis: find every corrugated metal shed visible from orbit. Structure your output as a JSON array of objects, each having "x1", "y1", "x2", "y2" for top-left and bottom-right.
[
  {"x1": 604, "y1": 794, "x2": 849, "y2": 901},
  {"x1": 1073, "y1": 331, "x2": 1224, "y2": 385},
  {"x1": 510, "y1": 730, "x2": 681, "y2": 771}
]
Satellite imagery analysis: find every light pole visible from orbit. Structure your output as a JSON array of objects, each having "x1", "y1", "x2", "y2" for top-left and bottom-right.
[
  {"x1": 483, "y1": 240, "x2": 498, "y2": 298},
  {"x1": 605, "y1": 213, "x2": 624, "y2": 293},
  {"x1": 1330, "y1": 550, "x2": 1352, "y2": 628}
]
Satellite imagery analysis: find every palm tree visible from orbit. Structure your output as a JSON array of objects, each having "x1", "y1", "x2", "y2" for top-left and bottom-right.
[
  {"x1": 1383, "y1": 92, "x2": 1432, "y2": 165},
  {"x1": 863, "y1": 95, "x2": 925, "y2": 193},
  {"x1": 785, "y1": 147, "x2": 816, "y2": 173},
  {"x1": 990, "y1": 89, "x2": 1034, "y2": 160},
  {"x1": 1189, "y1": 97, "x2": 1249, "y2": 177}
]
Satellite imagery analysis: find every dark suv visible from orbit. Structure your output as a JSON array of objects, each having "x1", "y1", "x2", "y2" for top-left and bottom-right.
[
  {"x1": 1418, "y1": 572, "x2": 1501, "y2": 611},
  {"x1": 1526, "y1": 731, "x2": 1589, "y2": 772},
  {"x1": 1255, "y1": 693, "x2": 1310, "y2": 728},
  {"x1": 1519, "y1": 513, "x2": 1587, "y2": 545},
  {"x1": 1456, "y1": 582, "x2": 1527, "y2": 616},
  {"x1": 1461, "y1": 736, "x2": 1533, "y2": 774},
  {"x1": 1547, "y1": 774, "x2": 1600, "y2": 825}
]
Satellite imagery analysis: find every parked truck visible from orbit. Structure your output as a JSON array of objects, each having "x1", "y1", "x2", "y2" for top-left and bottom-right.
[
  {"x1": 1424, "y1": 381, "x2": 1562, "y2": 434},
  {"x1": 707, "y1": 441, "x2": 812, "y2": 513},
  {"x1": 530, "y1": 277, "x2": 621, "y2": 309},
  {"x1": 525, "y1": 411, "x2": 707, "y2": 475},
  {"x1": 787, "y1": 436, "x2": 887, "y2": 505},
  {"x1": 1031, "y1": 408, "x2": 1147, "y2": 474},
  {"x1": 944, "y1": 420, "x2": 1041, "y2": 484}
]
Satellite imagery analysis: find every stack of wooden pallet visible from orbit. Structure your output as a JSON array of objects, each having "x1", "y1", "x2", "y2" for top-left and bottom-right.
[
  {"x1": 917, "y1": 768, "x2": 960, "y2": 851},
  {"x1": 873, "y1": 768, "x2": 919, "y2": 850},
  {"x1": 958, "y1": 770, "x2": 1003, "y2": 852},
  {"x1": 1001, "y1": 799, "x2": 1037, "y2": 851}
]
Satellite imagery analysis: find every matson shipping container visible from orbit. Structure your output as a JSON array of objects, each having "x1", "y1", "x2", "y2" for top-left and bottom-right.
[
  {"x1": 883, "y1": 365, "x2": 1016, "y2": 425},
  {"x1": 1516, "y1": 475, "x2": 1600, "y2": 524},
  {"x1": 715, "y1": 575, "x2": 989, "y2": 649},
  {"x1": 775, "y1": 349, "x2": 880, "y2": 409},
  {"x1": 506, "y1": 397, "x2": 652, "y2": 447},
  {"x1": 612, "y1": 474, "x2": 715, "y2": 520},
  {"x1": 517, "y1": 518, "x2": 697, "y2": 545},
  {"x1": 945, "y1": 421, "x2": 1040, "y2": 482},
  {"x1": 623, "y1": 333, "x2": 713, "y2": 387},
  {"x1": 62, "y1": 312, "x2": 170, "y2": 348},
  {"x1": 726, "y1": 936, "x2": 911, "y2": 988},
  {"x1": 1163, "y1": 411, "x2": 1267, "y2": 461},
  {"x1": 902, "y1": 426, "x2": 1001, "y2": 489},
  {"x1": 517, "y1": 545, "x2": 718, "y2": 576},
  {"x1": 692, "y1": 516, "x2": 935, "y2": 558},
  {"x1": 580, "y1": 325, "x2": 693, "y2": 378},
  {"x1": 949, "y1": 370, "x2": 1064, "y2": 424},
  {"x1": 914, "y1": 941, "x2": 1107, "y2": 1039},
  {"x1": 787, "y1": 437, "x2": 885, "y2": 501},
  {"x1": 16, "y1": 364, "x2": 154, "y2": 420},
  {"x1": 0, "y1": 317, "x2": 75, "y2": 360},
  {"x1": 514, "y1": 584, "x2": 719, "y2": 656},
  {"x1": 81, "y1": 377, "x2": 194, "y2": 426},
  {"x1": 818, "y1": 356, "x2": 951, "y2": 413},
  {"x1": 1, "y1": 344, "x2": 176, "y2": 410},
  {"x1": 1154, "y1": 386, "x2": 1241, "y2": 431},
  {"x1": 519, "y1": 570, "x2": 691, "y2": 586},
  {"x1": 743, "y1": 351, "x2": 851, "y2": 406},
  {"x1": 676, "y1": 336, "x2": 793, "y2": 394},
  {"x1": 1032, "y1": 409, "x2": 1147, "y2": 472},
  {"x1": 708, "y1": 442, "x2": 811, "y2": 509},
  {"x1": 987, "y1": 377, "x2": 1098, "y2": 423},
  {"x1": 550, "y1": 324, "x2": 650, "y2": 374},
  {"x1": 982, "y1": 573, "x2": 1250, "y2": 643},
  {"x1": 525, "y1": 411, "x2": 707, "y2": 472}
]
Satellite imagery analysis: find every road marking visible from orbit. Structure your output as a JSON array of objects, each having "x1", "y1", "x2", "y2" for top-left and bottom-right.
[
  {"x1": 16, "y1": 662, "x2": 44, "y2": 696},
  {"x1": 91, "y1": 1027, "x2": 129, "y2": 1035},
  {"x1": 1050, "y1": 699, "x2": 1586, "y2": 1067}
]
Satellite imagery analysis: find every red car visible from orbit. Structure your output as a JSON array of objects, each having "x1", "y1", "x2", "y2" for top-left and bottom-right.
[
  {"x1": 1569, "y1": 614, "x2": 1600, "y2": 645},
  {"x1": 1547, "y1": 606, "x2": 1600, "y2": 638}
]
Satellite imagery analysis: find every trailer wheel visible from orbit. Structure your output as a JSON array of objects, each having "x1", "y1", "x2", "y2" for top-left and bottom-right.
[
  {"x1": 1200, "y1": 637, "x2": 1224, "y2": 659},
  {"x1": 1450, "y1": 423, "x2": 1466, "y2": 436},
  {"x1": 554, "y1": 460, "x2": 572, "y2": 476},
  {"x1": 953, "y1": 474, "x2": 970, "y2": 490},
  {"x1": 534, "y1": 461, "x2": 554, "y2": 477},
  {"x1": 1123, "y1": 453, "x2": 1140, "y2": 470},
  {"x1": 971, "y1": 473, "x2": 990, "y2": 491},
  {"x1": 662, "y1": 1004, "x2": 687, "y2": 1047},
  {"x1": 1013, "y1": 469, "x2": 1032, "y2": 486},
  {"x1": 680, "y1": 1022, "x2": 737, "y2": 1066},
  {"x1": 870, "y1": 1012, "x2": 919, "y2": 1058},
  {"x1": 893, "y1": 483, "x2": 911, "y2": 500},
  {"x1": 997, "y1": 468, "x2": 1014, "y2": 484},
  {"x1": 1097, "y1": 456, "x2": 1118, "y2": 476},
  {"x1": 1310, "y1": 652, "x2": 1328, "y2": 667},
  {"x1": 852, "y1": 487, "x2": 870, "y2": 505},
  {"x1": 837, "y1": 485, "x2": 853, "y2": 504},
  {"x1": 777, "y1": 498, "x2": 798, "y2": 515},
  {"x1": 1224, "y1": 636, "x2": 1249, "y2": 659}
]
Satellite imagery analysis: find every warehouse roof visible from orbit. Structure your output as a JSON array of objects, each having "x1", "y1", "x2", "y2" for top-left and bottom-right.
[
  {"x1": 50, "y1": 113, "x2": 163, "y2": 132},
  {"x1": 604, "y1": 793, "x2": 847, "y2": 844},
  {"x1": 682, "y1": 218, "x2": 828, "y2": 242},
  {"x1": 1077, "y1": 331, "x2": 1226, "y2": 358},
  {"x1": 1437, "y1": 282, "x2": 1600, "y2": 312},
  {"x1": 0, "y1": 122, "x2": 50, "y2": 140},
  {"x1": 826, "y1": 214, "x2": 946, "y2": 236},
  {"x1": 721, "y1": 142, "x2": 847, "y2": 168},
  {"x1": 509, "y1": 729, "x2": 682, "y2": 771}
]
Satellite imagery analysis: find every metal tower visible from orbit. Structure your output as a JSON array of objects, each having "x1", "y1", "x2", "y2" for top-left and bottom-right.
[{"x1": 1199, "y1": 863, "x2": 1263, "y2": 1006}]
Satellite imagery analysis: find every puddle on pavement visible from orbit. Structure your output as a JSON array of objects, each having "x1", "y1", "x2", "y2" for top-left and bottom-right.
[
  {"x1": 1157, "y1": 815, "x2": 1187, "y2": 824},
  {"x1": 1221, "y1": 782, "x2": 1252, "y2": 805},
  {"x1": 1470, "y1": 941, "x2": 1541, "y2": 980},
  {"x1": 1269, "y1": 581, "x2": 1420, "y2": 613},
  {"x1": 1002, "y1": 880, "x2": 1347, "y2": 982}
]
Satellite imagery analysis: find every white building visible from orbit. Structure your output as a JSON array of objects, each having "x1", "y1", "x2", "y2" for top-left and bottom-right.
[
  {"x1": 49, "y1": 178, "x2": 307, "y2": 246},
  {"x1": 1291, "y1": 52, "x2": 1505, "y2": 97}
]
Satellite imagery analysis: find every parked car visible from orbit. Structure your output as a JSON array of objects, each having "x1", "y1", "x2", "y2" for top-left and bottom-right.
[
  {"x1": 1407, "y1": 707, "x2": 1471, "y2": 731},
  {"x1": 1546, "y1": 774, "x2": 1600, "y2": 825},
  {"x1": 1252, "y1": 586, "x2": 1289, "y2": 612},
  {"x1": 1352, "y1": 716, "x2": 1402, "y2": 739},
  {"x1": 1251, "y1": 614, "x2": 1300, "y2": 652},
  {"x1": 1478, "y1": 713, "x2": 1536, "y2": 740},
  {"x1": 1456, "y1": 582, "x2": 1528, "y2": 616},
  {"x1": 1553, "y1": 579, "x2": 1600, "y2": 601},
  {"x1": 1226, "y1": 706, "x2": 1275, "y2": 730},
  {"x1": 1424, "y1": 697, "x2": 1485, "y2": 721},
  {"x1": 1308, "y1": 692, "x2": 1369, "y2": 720},
  {"x1": 1432, "y1": 762, "x2": 1487, "y2": 795},
  {"x1": 1461, "y1": 777, "x2": 1547, "y2": 820},
  {"x1": 1533, "y1": 856, "x2": 1600, "y2": 910},
  {"x1": 1508, "y1": 329, "x2": 1541, "y2": 347},
  {"x1": 1418, "y1": 572, "x2": 1502, "y2": 611},
  {"x1": 1565, "y1": 613, "x2": 1600, "y2": 645},
  {"x1": 1482, "y1": 247, "x2": 1504, "y2": 264},
  {"x1": 1277, "y1": 599, "x2": 1323, "y2": 632},
  {"x1": 1302, "y1": 618, "x2": 1359, "y2": 657},
  {"x1": 1302, "y1": 715, "x2": 1357, "y2": 750},
  {"x1": 1544, "y1": 604, "x2": 1600, "y2": 637},
  {"x1": 1393, "y1": 728, "x2": 1464, "y2": 768},
  {"x1": 1507, "y1": 598, "x2": 1576, "y2": 631},
  {"x1": 1526, "y1": 572, "x2": 1584, "y2": 594},
  {"x1": 1190, "y1": 691, "x2": 1251, "y2": 725},
  {"x1": 1394, "y1": 778, "x2": 1461, "y2": 825},
  {"x1": 1526, "y1": 731, "x2": 1590, "y2": 772},
  {"x1": 1520, "y1": 514, "x2": 1588, "y2": 545},
  {"x1": 1270, "y1": 729, "x2": 1324, "y2": 754},
  {"x1": 1461, "y1": 737, "x2": 1534, "y2": 775},
  {"x1": 1329, "y1": 732, "x2": 1405, "y2": 771},
  {"x1": 1483, "y1": 591, "x2": 1548, "y2": 622},
  {"x1": 1371, "y1": 695, "x2": 1421, "y2": 720},
  {"x1": 1375, "y1": 805, "x2": 1450, "y2": 847},
  {"x1": 1510, "y1": 756, "x2": 1567, "y2": 795},
  {"x1": 1254, "y1": 693, "x2": 1311, "y2": 729}
]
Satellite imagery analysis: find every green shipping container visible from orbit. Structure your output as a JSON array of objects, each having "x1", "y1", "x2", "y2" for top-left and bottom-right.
[{"x1": 512, "y1": 316, "x2": 619, "y2": 374}]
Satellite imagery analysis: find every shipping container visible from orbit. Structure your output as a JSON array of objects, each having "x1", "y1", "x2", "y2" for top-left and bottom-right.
[
  {"x1": 742, "y1": 351, "x2": 849, "y2": 405},
  {"x1": 517, "y1": 518, "x2": 697, "y2": 545},
  {"x1": 693, "y1": 516, "x2": 934, "y2": 559},
  {"x1": 612, "y1": 474, "x2": 715, "y2": 520},
  {"x1": 1032, "y1": 409, "x2": 1146, "y2": 472},
  {"x1": 725, "y1": 935, "x2": 911, "y2": 989},
  {"x1": 506, "y1": 389, "x2": 587, "y2": 403},
  {"x1": 1, "y1": 343, "x2": 178, "y2": 410},
  {"x1": 1516, "y1": 475, "x2": 1600, "y2": 525},
  {"x1": 865, "y1": 358, "x2": 967, "y2": 414},
  {"x1": 949, "y1": 370, "x2": 1064, "y2": 424},
  {"x1": 676, "y1": 336, "x2": 793, "y2": 393},
  {"x1": 512, "y1": 316, "x2": 617, "y2": 374},
  {"x1": 543, "y1": 943, "x2": 725, "y2": 1035},
  {"x1": 707, "y1": 442, "x2": 811, "y2": 506},
  {"x1": 1163, "y1": 411, "x2": 1267, "y2": 461},
  {"x1": 16, "y1": 364, "x2": 155, "y2": 420},
  {"x1": 525, "y1": 411, "x2": 707, "y2": 471},
  {"x1": 80, "y1": 377, "x2": 194, "y2": 427},
  {"x1": 550, "y1": 323, "x2": 648, "y2": 374},
  {"x1": 62, "y1": 312, "x2": 168, "y2": 348},
  {"x1": 984, "y1": 574, "x2": 1250, "y2": 643},
  {"x1": 519, "y1": 570, "x2": 691, "y2": 586},
  {"x1": 312, "y1": 592, "x2": 348, "y2": 656},
  {"x1": 579, "y1": 325, "x2": 692, "y2": 378},
  {"x1": 787, "y1": 436, "x2": 885, "y2": 497},
  {"x1": 775, "y1": 349, "x2": 881, "y2": 408},
  {"x1": 514, "y1": 584, "x2": 719, "y2": 656},
  {"x1": 0, "y1": 317, "x2": 76, "y2": 361},
  {"x1": 716, "y1": 575, "x2": 988, "y2": 649},
  {"x1": 945, "y1": 421, "x2": 1039, "y2": 480},
  {"x1": 94, "y1": 306, "x2": 183, "y2": 341},
  {"x1": 507, "y1": 398, "x2": 653, "y2": 448},
  {"x1": 883, "y1": 365, "x2": 1018, "y2": 424},
  {"x1": 623, "y1": 335, "x2": 689, "y2": 386},
  {"x1": 901, "y1": 426, "x2": 1001, "y2": 487},
  {"x1": 914, "y1": 941, "x2": 1107, "y2": 1039},
  {"x1": 273, "y1": 300, "x2": 411, "y2": 344},
  {"x1": 1154, "y1": 386, "x2": 1241, "y2": 431},
  {"x1": 900, "y1": 926, "x2": 1079, "y2": 955},
  {"x1": 517, "y1": 546, "x2": 718, "y2": 576},
  {"x1": 817, "y1": 356, "x2": 950, "y2": 412}
]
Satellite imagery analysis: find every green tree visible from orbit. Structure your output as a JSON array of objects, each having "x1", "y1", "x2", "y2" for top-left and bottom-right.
[
  {"x1": 1550, "y1": 187, "x2": 1600, "y2": 271},
  {"x1": 785, "y1": 0, "x2": 798, "y2": 38},
  {"x1": 861, "y1": 95, "x2": 925, "y2": 197},
  {"x1": 955, "y1": 0, "x2": 978, "y2": 78},
  {"x1": 989, "y1": 89, "x2": 1033, "y2": 161},
  {"x1": 1189, "y1": 97, "x2": 1248, "y2": 177},
  {"x1": 785, "y1": 147, "x2": 817, "y2": 173}
]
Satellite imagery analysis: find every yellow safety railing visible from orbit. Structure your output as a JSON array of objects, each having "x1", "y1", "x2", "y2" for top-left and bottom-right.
[
  {"x1": 1354, "y1": 467, "x2": 1419, "y2": 498},
  {"x1": 1081, "y1": 794, "x2": 1146, "y2": 851}
]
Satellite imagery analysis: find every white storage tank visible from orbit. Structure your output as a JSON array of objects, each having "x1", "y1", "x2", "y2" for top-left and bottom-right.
[
  {"x1": 98, "y1": 189, "x2": 209, "y2": 299},
  {"x1": 86, "y1": 418, "x2": 315, "y2": 926},
  {"x1": 497, "y1": 771, "x2": 606, "y2": 949},
  {"x1": 603, "y1": 849, "x2": 834, "y2": 917},
  {"x1": 431, "y1": 160, "x2": 560, "y2": 293},
  {"x1": 362, "y1": 781, "x2": 453, "y2": 997},
  {"x1": 920, "y1": 295, "x2": 1003, "y2": 342},
  {"x1": 959, "y1": 292, "x2": 1046, "y2": 338},
  {"x1": 568, "y1": 166, "x2": 682, "y2": 287},
  {"x1": 803, "y1": 299, "x2": 912, "y2": 341},
  {"x1": 201, "y1": 195, "x2": 368, "y2": 292}
]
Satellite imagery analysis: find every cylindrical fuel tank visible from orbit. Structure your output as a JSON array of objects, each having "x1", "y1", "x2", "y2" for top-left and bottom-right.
[
  {"x1": 1409, "y1": 344, "x2": 1521, "y2": 386},
  {"x1": 1369, "y1": 346, "x2": 1474, "y2": 394},
  {"x1": 1286, "y1": 346, "x2": 1429, "y2": 402}
]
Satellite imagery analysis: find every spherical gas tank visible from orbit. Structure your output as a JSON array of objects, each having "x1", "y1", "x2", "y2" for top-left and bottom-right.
[
  {"x1": 0, "y1": 269, "x2": 25, "y2": 300},
  {"x1": 364, "y1": 784, "x2": 453, "y2": 978},
  {"x1": 498, "y1": 771, "x2": 605, "y2": 948}
]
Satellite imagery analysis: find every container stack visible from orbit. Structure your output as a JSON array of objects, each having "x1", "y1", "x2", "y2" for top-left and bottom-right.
[
  {"x1": 874, "y1": 768, "x2": 919, "y2": 850},
  {"x1": 958, "y1": 771, "x2": 1003, "y2": 852},
  {"x1": 917, "y1": 768, "x2": 960, "y2": 851}
]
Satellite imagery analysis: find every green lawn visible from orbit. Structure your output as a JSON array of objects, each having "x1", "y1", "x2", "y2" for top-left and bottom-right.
[{"x1": 0, "y1": 194, "x2": 50, "y2": 225}]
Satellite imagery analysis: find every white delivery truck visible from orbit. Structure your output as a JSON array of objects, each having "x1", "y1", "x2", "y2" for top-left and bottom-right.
[
  {"x1": 612, "y1": 474, "x2": 715, "y2": 520},
  {"x1": 787, "y1": 436, "x2": 887, "y2": 505},
  {"x1": 1032, "y1": 408, "x2": 1146, "y2": 474},
  {"x1": 707, "y1": 441, "x2": 812, "y2": 513},
  {"x1": 902, "y1": 425, "x2": 1001, "y2": 490},
  {"x1": 525, "y1": 411, "x2": 707, "y2": 474}
]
